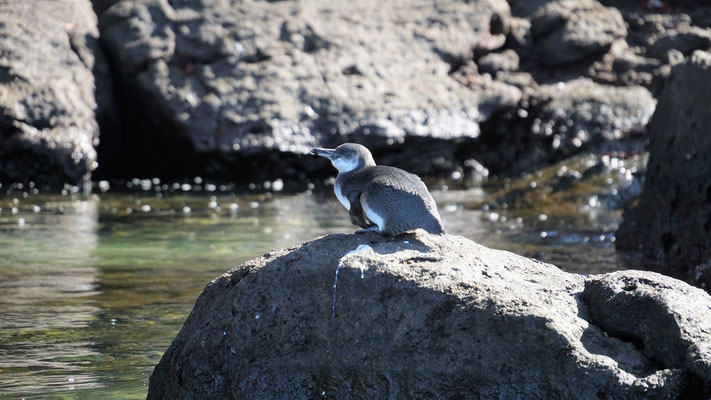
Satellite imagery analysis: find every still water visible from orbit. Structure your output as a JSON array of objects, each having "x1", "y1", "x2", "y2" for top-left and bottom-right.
[{"x1": 0, "y1": 171, "x2": 638, "y2": 398}]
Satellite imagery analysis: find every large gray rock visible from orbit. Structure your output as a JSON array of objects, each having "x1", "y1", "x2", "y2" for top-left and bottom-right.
[
  {"x1": 148, "y1": 232, "x2": 710, "y2": 399},
  {"x1": 475, "y1": 78, "x2": 655, "y2": 175},
  {"x1": 0, "y1": 1, "x2": 100, "y2": 189},
  {"x1": 87, "y1": 0, "x2": 711, "y2": 184},
  {"x1": 617, "y1": 51, "x2": 711, "y2": 291},
  {"x1": 527, "y1": 79, "x2": 654, "y2": 153},
  {"x1": 584, "y1": 271, "x2": 711, "y2": 393},
  {"x1": 505, "y1": 1, "x2": 711, "y2": 93},
  {"x1": 649, "y1": 26, "x2": 711, "y2": 59},
  {"x1": 97, "y1": 0, "x2": 514, "y2": 180},
  {"x1": 529, "y1": 0, "x2": 627, "y2": 66}
]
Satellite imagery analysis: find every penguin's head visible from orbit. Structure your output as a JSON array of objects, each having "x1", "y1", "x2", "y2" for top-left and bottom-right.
[{"x1": 311, "y1": 143, "x2": 376, "y2": 173}]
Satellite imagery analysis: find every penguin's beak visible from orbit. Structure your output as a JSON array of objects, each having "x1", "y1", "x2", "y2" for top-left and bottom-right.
[{"x1": 311, "y1": 147, "x2": 336, "y2": 159}]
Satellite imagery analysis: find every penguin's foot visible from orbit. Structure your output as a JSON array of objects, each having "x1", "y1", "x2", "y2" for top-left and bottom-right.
[{"x1": 355, "y1": 226, "x2": 380, "y2": 234}]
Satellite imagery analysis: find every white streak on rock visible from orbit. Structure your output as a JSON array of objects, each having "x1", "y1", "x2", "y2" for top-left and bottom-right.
[{"x1": 332, "y1": 244, "x2": 372, "y2": 318}]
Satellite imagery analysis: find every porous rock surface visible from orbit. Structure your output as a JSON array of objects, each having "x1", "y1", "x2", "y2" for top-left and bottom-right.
[
  {"x1": 474, "y1": 78, "x2": 655, "y2": 176},
  {"x1": 3, "y1": 0, "x2": 708, "y2": 186},
  {"x1": 0, "y1": 1, "x2": 100, "y2": 189},
  {"x1": 617, "y1": 51, "x2": 711, "y2": 291},
  {"x1": 506, "y1": 0, "x2": 711, "y2": 91},
  {"x1": 91, "y1": 0, "x2": 711, "y2": 182},
  {"x1": 528, "y1": 0, "x2": 627, "y2": 66},
  {"x1": 97, "y1": 0, "x2": 513, "y2": 180},
  {"x1": 584, "y1": 271, "x2": 711, "y2": 389},
  {"x1": 148, "y1": 232, "x2": 711, "y2": 399}
]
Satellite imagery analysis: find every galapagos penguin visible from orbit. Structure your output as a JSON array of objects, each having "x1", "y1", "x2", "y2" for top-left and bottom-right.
[{"x1": 311, "y1": 143, "x2": 445, "y2": 236}]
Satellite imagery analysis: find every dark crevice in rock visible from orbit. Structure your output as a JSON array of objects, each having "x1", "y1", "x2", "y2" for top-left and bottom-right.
[
  {"x1": 613, "y1": 333, "x2": 646, "y2": 353},
  {"x1": 341, "y1": 65, "x2": 362, "y2": 76},
  {"x1": 92, "y1": 24, "x2": 215, "y2": 181},
  {"x1": 662, "y1": 232, "x2": 676, "y2": 255},
  {"x1": 0, "y1": 142, "x2": 87, "y2": 188},
  {"x1": 704, "y1": 216, "x2": 711, "y2": 234},
  {"x1": 0, "y1": 65, "x2": 18, "y2": 83},
  {"x1": 470, "y1": 102, "x2": 549, "y2": 177},
  {"x1": 94, "y1": 76, "x2": 318, "y2": 187},
  {"x1": 405, "y1": 256, "x2": 441, "y2": 264},
  {"x1": 575, "y1": 292, "x2": 663, "y2": 377},
  {"x1": 8, "y1": 116, "x2": 52, "y2": 132},
  {"x1": 435, "y1": 50, "x2": 469, "y2": 75},
  {"x1": 0, "y1": 118, "x2": 20, "y2": 139},
  {"x1": 67, "y1": 32, "x2": 91, "y2": 71},
  {"x1": 489, "y1": 12, "x2": 507, "y2": 35},
  {"x1": 241, "y1": 48, "x2": 271, "y2": 64},
  {"x1": 91, "y1": 0, "x2": 121, "y2": 17},
  {"x1": 667, "y1": 134, "x2": 676, "y2": 147},
  {"x1": 582, "y1": 272, "x2": 711, "y2": 397},
  {"x1": 680, "y1": 378, "x2": 709, "y2": 400}
]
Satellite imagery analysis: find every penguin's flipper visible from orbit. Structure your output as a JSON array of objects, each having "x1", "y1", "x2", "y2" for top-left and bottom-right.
[{"x1": 348, "y1": 192, "x2": 371, "y2": 229}]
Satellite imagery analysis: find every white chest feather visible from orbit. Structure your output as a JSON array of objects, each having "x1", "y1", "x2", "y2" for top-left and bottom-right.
[
  {"x1": 362, "y1": 201, "x2": 385, "y2": 232},
  {"x1": 334, "y1": 185, "x2": 350, "y2": 211}
]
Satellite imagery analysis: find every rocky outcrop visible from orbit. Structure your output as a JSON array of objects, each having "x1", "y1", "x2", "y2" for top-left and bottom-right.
[
  {"x1": 505, "y1": 0, "x2": 711, "y2": 91},
  {"x1": 617, "y1": 51, "x2": 711, "y2": 291},
  {"x1": 528, "y1": 0, "x2": 627, "y2": 66},
  {"x1": 473, "y1": 78, "x2": 654, "y2": 176},
  {"x1": 454, "y1": 0, "x2": 711, "y2": 177},
  {"x1": 96, "y1": 0, "x2": 514, "y2": 180},
  {"x1": 93, "y1": 0, "x2": 700, "y2": 183},
  {"x1": 584, "y1": 271, "x2": 711, "y2": 391},
  {"x1": 2, "y1": 0, "x2": 709, "y2": 187},
  {"x1": 148, "y1": 232, "x2": 711, "y2": 399},
  {"x1": 0, "y1": 1, "x2": 100, "y2": 190}
]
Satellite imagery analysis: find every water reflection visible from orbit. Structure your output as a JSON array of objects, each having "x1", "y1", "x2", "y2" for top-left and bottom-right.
[{"x1": 0, "y1": 198, "x2": 102, "y2": 395}]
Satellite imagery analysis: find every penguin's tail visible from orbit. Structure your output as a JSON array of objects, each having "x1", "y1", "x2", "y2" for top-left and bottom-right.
[{"x1": 426, "y1": 222, "x2": 446, "y2": 235}]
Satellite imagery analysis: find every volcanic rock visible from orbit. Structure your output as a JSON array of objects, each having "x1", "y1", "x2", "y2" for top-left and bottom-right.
[
  {"x1": 0, "y1": 1, "x2": 100, "y2": 189},
  {"x1": 617, "y1": 50, "x2": 711, "y2": 291},
  {"x1": 148, "y1": 232, "x2": 710, "y2": 399},
  {"x1": 97, "y1": 0, "x2": 513, "y2": 180}
]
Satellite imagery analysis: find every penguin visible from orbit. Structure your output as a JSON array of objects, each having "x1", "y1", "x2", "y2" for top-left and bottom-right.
[{"x1": 311, "y1": 143, "x2": 445, "y2": 236}]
